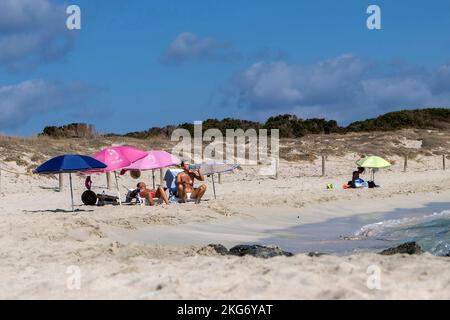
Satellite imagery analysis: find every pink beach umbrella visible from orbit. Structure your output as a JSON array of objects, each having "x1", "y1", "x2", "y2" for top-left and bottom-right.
[
  {"x1": 124, "y1": 150, "x2": 180, "y2": 171},
  {"x1": 92, "y1": 146, "x2": 148, "y2": 172},
  {"x1": 124, "y1": 150, "x2": 180, "y2": 188},
  {"x1": 87, "y1": 146, "x2": 147, "y2": 204}
]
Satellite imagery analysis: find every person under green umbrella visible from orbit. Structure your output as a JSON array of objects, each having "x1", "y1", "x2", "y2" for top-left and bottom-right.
[{"x1": 356, "y1": 156, "x2": 391, "y2": 186}]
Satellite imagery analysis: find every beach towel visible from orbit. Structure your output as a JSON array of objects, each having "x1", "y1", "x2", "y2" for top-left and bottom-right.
[
  {"x1": 354, "y1": 178, "x2": 368, "y2": 188},
  {"x1": 164, "y1": 169, "x2": 183, "y2": 196},
  {"x1": 343, "y1": 179, "x2": 369, "y2": 189}
]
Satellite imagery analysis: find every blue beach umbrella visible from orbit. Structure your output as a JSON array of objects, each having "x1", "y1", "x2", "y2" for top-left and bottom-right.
[{"x1": 33, "y1": 155, "x2": 107, "y2": 211}]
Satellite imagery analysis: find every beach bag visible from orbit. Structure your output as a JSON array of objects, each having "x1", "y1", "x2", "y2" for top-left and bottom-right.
[
  {"x1": 97, "y1": 193, "x2": 119, "y2": 206},
  {"x1": 368, "y1": 181, "x2": 377, "y2": 188},
  {"x1": 81, "y1": 190, "x2": 97, "y2": 206},
  {"x1": 125, "y1": 188, "x2": 140, "y2": 203}
]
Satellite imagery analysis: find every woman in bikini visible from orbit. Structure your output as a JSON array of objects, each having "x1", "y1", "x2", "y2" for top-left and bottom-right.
[{"x1": 137, "y1": 182, "x2": 169, "y2": 205}]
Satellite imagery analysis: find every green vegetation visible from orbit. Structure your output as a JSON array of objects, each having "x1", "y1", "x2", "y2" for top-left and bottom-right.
[
  {"x1": 345, "y1": 108, "x2": 450, "y2": 132},
  {"x1": 40, "y1": 108, "x2": 450, "y2": 139},
  {"x1": 264, "y1": 114, "x2": 340, "y2": 138},
  {"x1": 40, "y1": 123, "x2": 97, "y2": 138}
]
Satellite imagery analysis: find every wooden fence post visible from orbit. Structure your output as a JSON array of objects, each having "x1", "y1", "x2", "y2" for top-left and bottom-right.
[
  {"x1": 106, "y1": 172, "x2": 111, "y2": 189},
  {"x1": 275, "y1": 159, "x2": 279, "y2": 180},
  {"x1": 59, "y1": 173, "x2": 64, "y2": 192},
  {"x1": 321, "y1": 155, "x2": 326, "y2": 177},
  {"x1": 443, "y1": 155, "x2": 446, "y2": 171},
  {"x1": 403, "y1": 155, "x2": 408, "y2": 172}
]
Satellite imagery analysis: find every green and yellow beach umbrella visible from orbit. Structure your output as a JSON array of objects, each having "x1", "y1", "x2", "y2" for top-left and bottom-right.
[
  {"x1": 356, "y1": 156, "x2": 391, "y2": 184},
  {"x1": 356, "y1": 156, "x2": 391, "y2": 169}
]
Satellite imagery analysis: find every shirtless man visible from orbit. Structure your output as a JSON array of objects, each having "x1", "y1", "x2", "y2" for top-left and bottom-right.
[
  {"x1": 176, "y1": 161, "x2": 207, "y2": 204},
  {"x1": 137, "y1": 182, "x2": 169, "y2": 205}
]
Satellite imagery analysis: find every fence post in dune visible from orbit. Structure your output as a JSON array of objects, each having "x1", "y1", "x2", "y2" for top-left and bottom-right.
[
  {"x1": 59, "y1": 173, "x2": 64, "y2": 192},
  {"x1": 443, "y1": 154, "x2": 446, "y2": 171},
  {"x1": 321, "y1": 155, "x2": 326, "y2": 177},
  {"x1": 403, "y1": 155, "x2": 408, "y2": 172},
  {"x1": 275, "y1": 158, "x2": 279, "y2": 179},
  {"x1": 106, "y1": 172, "x2": 111, "y2": 189}
]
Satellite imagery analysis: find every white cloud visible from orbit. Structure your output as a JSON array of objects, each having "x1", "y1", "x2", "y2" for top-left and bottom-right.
[
  {"x1": 161, "y1": 32, "x2": 240, "y2": 64},
  {"x1": 230, "y1": 55, "x2": 450, "y2": 123},
  {"x1": 0, "y1": 0, "x2": 76, "y2": 71},
  {"x1": 0, "y1": 80, "x2": 96, "y2": 130}
]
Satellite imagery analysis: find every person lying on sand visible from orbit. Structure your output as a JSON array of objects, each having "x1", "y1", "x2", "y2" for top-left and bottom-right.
[
  {"x1": 176, "y1": 161, "x2": 207, "y2": 204},
  {"x1": 137, "y1": 182, "x2": 169, "y2": 205}
]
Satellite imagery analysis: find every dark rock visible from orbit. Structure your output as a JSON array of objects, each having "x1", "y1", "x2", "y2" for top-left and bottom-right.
[
  {"x1": 379, "y1": 242, "x2": 424, "y2": 256},
  {"x1": 206, "y1": 244, "x2": 229, "y2": 255},
  {"x1": 307, "y1": 252, "x2": 327, "y2": 257},
  {"x1": 229, "y1": 245, "x2": 293, "y2": 259}
]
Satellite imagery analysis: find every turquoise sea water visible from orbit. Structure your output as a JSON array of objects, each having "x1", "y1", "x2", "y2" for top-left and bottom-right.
[
  {"x1": 258, "y1": 202, "x2": 450, "y2": 256},
  {"x1": 357, "y1": 210, "x2": 450, "y2": 256}
]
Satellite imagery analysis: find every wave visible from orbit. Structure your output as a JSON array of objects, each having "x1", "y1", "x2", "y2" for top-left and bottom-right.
[
  {"x1": 354, "y1": 209, "x2": 450, "y2": 256},
  {"x1": 431, "y1": 241, "x2": 450, "y2": 256},
  {"x1": 355, "y1": 210, "x2": 450, "y2": 237}
]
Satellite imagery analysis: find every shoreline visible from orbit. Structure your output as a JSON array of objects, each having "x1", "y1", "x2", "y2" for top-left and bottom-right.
[{"x1": 108, "y1": 189, "x2": 450, "y2": 251}]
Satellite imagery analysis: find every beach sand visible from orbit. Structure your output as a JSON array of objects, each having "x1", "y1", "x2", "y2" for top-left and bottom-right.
[{"x1": 1, "y1": 153, "x2": 450, "y2": 299}]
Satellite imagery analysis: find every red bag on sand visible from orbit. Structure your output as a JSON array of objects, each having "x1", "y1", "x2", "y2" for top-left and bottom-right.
[{"x1": 85, "y1": 176, "x2": 92, "y2": 190}]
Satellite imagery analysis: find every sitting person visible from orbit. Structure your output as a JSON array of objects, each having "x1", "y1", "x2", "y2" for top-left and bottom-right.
[
  {"x1": 348, "y1": 171, "x2": 368, "y2": 188},
  {"x1": 176, "y1": 161, "x2": 207, "y2": 204},
  {"x1": 137, "y1": 182, "x2": 169, "y2": 205}
]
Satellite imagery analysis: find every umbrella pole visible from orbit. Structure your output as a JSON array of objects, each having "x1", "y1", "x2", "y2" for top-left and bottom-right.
[
  {"x1": 69, "y1": 173, "x2": 74, "y2": 212},
  {"x1": 152, "y1": 170, "x2": 155, "y2": 189},
  {"x1": 212, "y1": 174, "x2": 216, "y2": 199},
  {"x1": 114, "y1": 171, "x2": 122, "y2": 206}
]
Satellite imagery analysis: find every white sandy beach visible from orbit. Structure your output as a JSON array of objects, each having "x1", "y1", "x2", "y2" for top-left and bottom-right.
[
  {"x1": 1, "y1": 153, "x2": 450, "y2": 299},
  {"x1": 3, "y1": 0, "x2": 450, "y2": 302}
]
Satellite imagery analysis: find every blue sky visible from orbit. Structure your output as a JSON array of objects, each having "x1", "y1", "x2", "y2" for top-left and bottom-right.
[{"x1": 1, "y1": 0, "x2": 450, "y2": 136}]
